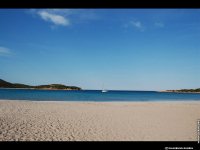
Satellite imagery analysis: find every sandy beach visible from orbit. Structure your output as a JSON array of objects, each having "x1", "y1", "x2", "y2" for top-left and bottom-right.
[{"x1": 0, "y1": 100, "x2": 199, "y2": 141}]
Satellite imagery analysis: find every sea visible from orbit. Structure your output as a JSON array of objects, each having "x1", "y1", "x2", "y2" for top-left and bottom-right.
[{"x1": 0, "y1": 89, "x2": 200, "y2": 102}]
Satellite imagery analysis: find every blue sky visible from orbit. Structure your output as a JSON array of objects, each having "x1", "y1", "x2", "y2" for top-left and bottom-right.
[{"x1": 0, "y1": 9, "x2": 200, "y2": 90}]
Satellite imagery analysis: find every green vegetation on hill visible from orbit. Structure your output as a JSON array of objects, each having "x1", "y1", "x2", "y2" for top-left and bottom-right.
[
  {"x1": 0, "y1": 79, "x2": 81, "y2": 90},
  {"x1": 0, "y1": 79, "x2": 15, "y2": 88},
  {"x1": 166, "y1": 88, "x2": 200, "y2": 93},
  {"x1": 35, "y1": 84, "x2": 81, "y2": 90},
  {"x1": 12, "y1": 83, "x2": 33, "y2": 88}
]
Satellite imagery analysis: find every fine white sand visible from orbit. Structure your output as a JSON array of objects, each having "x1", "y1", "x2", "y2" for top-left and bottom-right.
[{"x1": 0, "y1": 100, "x2": 200, "y2": 141}]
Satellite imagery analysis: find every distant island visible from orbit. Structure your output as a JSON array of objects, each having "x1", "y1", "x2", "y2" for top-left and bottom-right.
[
  {"x1": 160, "y1": 88, "x2": 200, "y2": 93},
  {"x1": 0, "y1": 79, "x2": 81, "y2": 90}
]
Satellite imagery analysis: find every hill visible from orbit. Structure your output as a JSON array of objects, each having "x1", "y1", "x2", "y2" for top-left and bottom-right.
[
  {"x1": 0, "y1": 79, "x2": 15, "y2": 88},
  {"x1": 0, "y1": 79, "x2": 81, "y2": 90},
  {"x1": 164, "y1": 88, "x2": 200, "y2": 93}
]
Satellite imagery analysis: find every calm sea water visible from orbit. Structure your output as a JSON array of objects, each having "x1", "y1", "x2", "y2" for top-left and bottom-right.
[{"x1": 0, "y1": 89, "x2": 200, "y2": 102}]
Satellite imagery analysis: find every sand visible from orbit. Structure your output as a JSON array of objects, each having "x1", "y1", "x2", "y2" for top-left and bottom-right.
[{"x1": 0, "y1": 100, "x2": 200, "y2": 141}]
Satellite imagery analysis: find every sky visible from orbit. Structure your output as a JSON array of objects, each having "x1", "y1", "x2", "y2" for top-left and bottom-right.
[{"x1": 0, "y1": 9, "x2": 200, "y2": 90}]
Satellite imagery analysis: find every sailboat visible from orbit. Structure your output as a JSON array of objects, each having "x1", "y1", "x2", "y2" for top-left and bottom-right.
[
  {"x1": 102, "y1": 84, "x2": 108, "y2": 93},
  {"x1": 102, "y1": 89, "x2": 108, "y2": 93}
]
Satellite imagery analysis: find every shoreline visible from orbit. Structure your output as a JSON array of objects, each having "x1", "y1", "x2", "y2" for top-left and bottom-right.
[
  {"x1": 0, "y1": 99, "x2": 200, "y2": 141},
  {"x1": 0, "y1": 99, "x2": 200, "y2": 103}
]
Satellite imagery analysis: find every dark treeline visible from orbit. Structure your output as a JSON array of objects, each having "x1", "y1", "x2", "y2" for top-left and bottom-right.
[{"x1": 0, "y1": 79, "x2": 81, "y2": 90}]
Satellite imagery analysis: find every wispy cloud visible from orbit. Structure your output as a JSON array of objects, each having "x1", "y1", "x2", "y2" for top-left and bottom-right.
[
  {"x1": 131, "y1": 21, "x2": 142, "y2": 28},
  {"x1": 125, "y1": 20, "x2": 145, "y2": 32},
  {"x1": 154, "y1": 22, "x2": 165, "y2": 28},
  {"x1": 38, "y1": 10, "x2": 70, "y2": 26},
  {"x1": 30, "y1": 9, "x2": 99, "y2": 28},
  {"x1": 0, "y1": 46, "x2": 12, "y2": 56},
  {"x1": 124, "y1": 20, "x2": 165, "y2": 31}
]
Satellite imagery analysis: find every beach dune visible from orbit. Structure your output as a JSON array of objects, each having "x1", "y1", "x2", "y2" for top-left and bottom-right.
[{"x1": 0, "y1": 100, "x2": 199, "y2": 141}]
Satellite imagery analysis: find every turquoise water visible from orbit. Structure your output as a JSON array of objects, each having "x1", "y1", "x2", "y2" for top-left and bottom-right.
[{"x1": 0, "y1": 89, "x2": 200, "y2": 102}]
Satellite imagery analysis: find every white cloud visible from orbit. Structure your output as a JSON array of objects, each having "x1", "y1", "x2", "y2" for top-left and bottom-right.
[
  {"x1": 33, "y1": 9, "x2": 98, "y2": 27},
  {"x1": 0, "y1": 47, "x2": 12, "y2": 56},
  {"x1": 130, "y1": 21, "x2": 145, "y2": 31},
  {"x1": 131, "y1": 21, "x2": 142, "y2": 28},
  {"x1": 155, "y1": 22, "x2": 165, "y2": 28},
  {"x1": 38, "y1": 10, "x2": 70, "y2": 26},
  {"x1": 124, "y1": 20, "x2": 164, "y2": 31}
]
